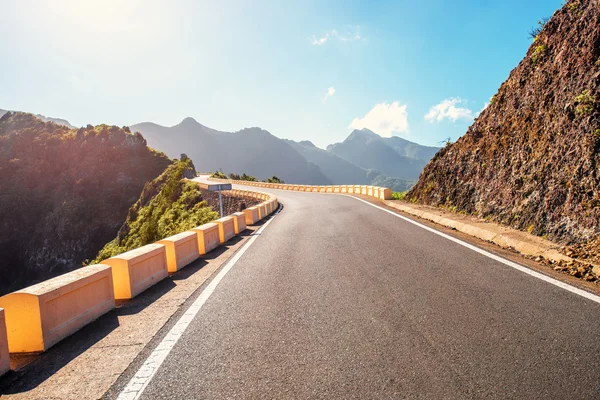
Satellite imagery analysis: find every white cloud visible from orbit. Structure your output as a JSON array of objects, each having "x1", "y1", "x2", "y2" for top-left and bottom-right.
[
  {"x1": 424, "y1": 98, "x2": 474, "y2": 123},
  {"x1": 322, "y1": 86, "x2": 336, "y2": 103},
  {"x1": 311, "y1": 35, "x2": 328, "y2": 46},
  {"x1": 349, "y1": 102, "x2": 409, "y2": 138},
  {"x1": 311, "y1": 27, "x2": 362, "y2": 46}
]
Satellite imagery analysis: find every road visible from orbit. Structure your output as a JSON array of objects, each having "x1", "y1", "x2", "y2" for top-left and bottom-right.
[{"x1": 122, "y1": 186, "x2": 600, "y2": 399}]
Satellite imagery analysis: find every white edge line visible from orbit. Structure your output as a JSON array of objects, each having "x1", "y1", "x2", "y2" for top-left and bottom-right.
[
  {"x1": 345, "y1": 195, "x2": 600, "y2": 306},
  {"x1": 117, "y1": 208, "x2": 280, "y2": 400}
]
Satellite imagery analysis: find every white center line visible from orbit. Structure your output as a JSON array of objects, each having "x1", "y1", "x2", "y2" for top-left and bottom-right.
[
  {"x1": 117, "y1": 210, "x2": 279, "y2": 400},
  {"x1": 347, "y1": 195, "x2": 600, "y2": 305}
]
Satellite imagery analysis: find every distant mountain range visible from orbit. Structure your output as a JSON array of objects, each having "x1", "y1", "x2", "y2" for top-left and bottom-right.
[
  {"x1": 132, "y1": 119, "x2": 440, "y2": 191},
  {"x1": 130, "y1": 118, "x2": 330, "y2": 185},
  {"x1": 0, "y1": 108, "x2": 74, "y2": 128},
  {"x1": 1, "y1": 107, "x2": 439, "y2": 191}
]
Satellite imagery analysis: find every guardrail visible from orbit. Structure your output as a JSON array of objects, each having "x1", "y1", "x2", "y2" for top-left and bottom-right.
[
  {"x1": 0, "y1": 265, "x2": 115, "y2": 353},
  {"x1": 0, "y1": 181, "x2": 278, "y2": 365},
  {"x1": 208, "y1": 178, "x2": 392, "y2": 200}
]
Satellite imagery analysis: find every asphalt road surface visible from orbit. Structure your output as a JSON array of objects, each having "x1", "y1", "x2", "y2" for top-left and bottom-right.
[{"x1": 130, "y1": 187, "x2": 600, "y2": 399}]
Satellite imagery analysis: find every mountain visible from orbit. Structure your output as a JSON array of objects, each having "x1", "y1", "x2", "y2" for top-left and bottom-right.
[
  {"x1": 285, "y1": 139, "x2": 415, "y2": 192},
  {"x1": 327, "y1": 129, "x2": 439, "y2": 181},
  {"x1": 0, "y1": 108, "x2": 74, "y2": 128},
  {"x1": 131, "y1": 118, "x2": 331, "y2": 185},
  {"x1": 284, "y1": 139, "x2": 370, "y2": 184},
  {"x1": 0, "y1": 112, "x2": 171, "y2": 295},
  {"x1": 409, "y1": 0, "x2": 599, "y2": 245}
]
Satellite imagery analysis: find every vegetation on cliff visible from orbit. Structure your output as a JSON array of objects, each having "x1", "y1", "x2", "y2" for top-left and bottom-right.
[
  {"x1": 409, "y1": 0, "x2": 600, "y2": 245},
  {"x1": 93, "y1": 158, "x2": 219, "y2": 262},
  {"x1": 0, "y1": 112, "x2": 171, "y2": 295}
]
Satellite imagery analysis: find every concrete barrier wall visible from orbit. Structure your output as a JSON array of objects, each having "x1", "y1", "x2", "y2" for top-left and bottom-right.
[
  {"x1": 157, "y1": 231, "x2": 200, "y2": 273},
  {"x1": 380, "y1": 188, "x2": 392, "y2": 200},
  {"x1": 103, "y1": 244, "x2": 168, "y2": 300},
  {"x1": 244, "y1": 207, "x2": 260, "y2": 225},
  {"x1": 0, "y1": 265, "x2": 115, "y2": 353},
  {"x1": 232, "y1": 212, "x2": 247, "y2": 234},
  {"x1": 215, "y1": 216, "x2": 235, "y2": 243},
  {"x1": 191, "y1": 223, "x2": 220, "y2": 255},
  {"x1": 208, "y1": 176, "x2": 391, "y2": 202},
  {"x1": 0, "y1": 309, "x2": 10, "y2": 375}
]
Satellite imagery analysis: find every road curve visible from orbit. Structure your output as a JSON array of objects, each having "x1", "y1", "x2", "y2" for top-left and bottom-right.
[{"x1": 133, "y1": 186, "x2": 600, "y2": 399}]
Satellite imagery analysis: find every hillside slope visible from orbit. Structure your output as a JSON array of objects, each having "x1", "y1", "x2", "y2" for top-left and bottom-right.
[
  {"x1": 327, "y1": 129, "x2": 438, "y2": 181},
  {"x1": 0, "y1": 112, "x2": 171, "y2": 295},
  {"x1": 410, "y1": 0, "x2": 600, "y2": 244},
  {"x1": 93, "y1": 157, "x2": 219, "y2": 262},
  {"x1": 131, "y1": 118, "x2": 331, "y2": 185}
]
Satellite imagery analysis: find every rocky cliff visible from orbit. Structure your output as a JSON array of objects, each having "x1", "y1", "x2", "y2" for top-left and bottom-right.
[
  {"x1": 409, "y1": 0, "x2": 600, "y2": 245},
  {"x1": 0, "y1": 112, "x2": 171, "y2": 295}
]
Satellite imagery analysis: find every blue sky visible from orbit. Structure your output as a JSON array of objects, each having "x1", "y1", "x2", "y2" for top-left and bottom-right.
[{"x1": 0, "y1": 0, "x2": 563, "y2": 148}]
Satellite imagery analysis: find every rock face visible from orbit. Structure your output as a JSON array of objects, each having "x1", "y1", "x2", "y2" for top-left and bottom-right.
[
  {"x1": 0, "y1": 112, "x2": 172, "y2": 295},
  {"x1": 409, "y1": 0, "x2": 600, "y2": 245}
]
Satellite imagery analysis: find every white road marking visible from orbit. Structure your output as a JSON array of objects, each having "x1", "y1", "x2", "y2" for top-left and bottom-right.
[
  {"x1": 117, "y1": 210, "x2": 280, "y2": 400},
  {"x1": 347, "y1": 196, "x2": 600, "y2": 306}
]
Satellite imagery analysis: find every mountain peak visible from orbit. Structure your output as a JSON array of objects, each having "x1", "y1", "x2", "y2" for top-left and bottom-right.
[
  {"x1": 178, "y1": 117, "x2": 200, "y2": 127},
  {"x1": 298, "y1": 140, "x2": 316, "y2": 148},
  {"x1": 347, "y1": 128, "x2": 379, "y2": 141}
]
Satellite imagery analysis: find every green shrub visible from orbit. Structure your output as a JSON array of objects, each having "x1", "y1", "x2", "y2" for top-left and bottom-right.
[
  {"x1": 531, "y1": 45, "x2": 547, "y2": 63},
  {"x1": 266, "y1": 175, "x2": 284, "y2": 183},
  {"x1": 229, "y1": 172, "x2": 258, "y2": 181},
  {"x1": 568, "y1": 1, "x2": 581, "y2": 14},
  {"x1": 93, "y1": 159, "x2": 219, "y2": 263},
  {"x1": 392, "y1": 191, "x2": 408, "y2": 200},
  {"x1": 211, "y1": 170, "x2": 227, "y2": 179},
  {"x1": 528, "y1": 17, "x2": 549, "y2": 40},
  {"x1": 574, "y1": 90, "x2": 596, "y2": 115}
]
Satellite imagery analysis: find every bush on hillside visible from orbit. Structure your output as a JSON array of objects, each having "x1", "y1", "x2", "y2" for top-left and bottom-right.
[{"x1": 93, "y1": 158, "x2": 218, "y2": 262}]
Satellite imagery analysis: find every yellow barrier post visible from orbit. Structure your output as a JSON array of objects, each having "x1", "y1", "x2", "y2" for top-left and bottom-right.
[
  {"x1": 334, "y1": 186, "x2": 341, "y2": 193},
  {"x1": 326, "y1": 186, "x2": 333, "y2": 193},
  {"x1": 341, "y1": 185, "x2": 348, "y2": 193},
  {"x1": 361, "y1": 185, "x2": 368, "y2": 195},
  {"x1": 191, "y1": 223, "x2": 220, "y2": 254},
  {"x1": 319, "y1": 186, "x2": 327, "y2": 193},
  {"x1": 232, "y1": 212, "x2": 247, "y2": 234},
  {"x1": 215, "y1": 216, "x2": 235, "y2": 243},
  {"x1": 260, "y1": 203, "x2": 268, "y2": 218},
  {"x1": 157, "y1": 231, "x2": 200, "y2": 273},
  {"x1": 0, "y1": 309, "x2": 9, "y2": 375},
  {"x1": 380, "y1": 188, "x2": 393, "y2": 200},
  {"x1": 104, "y1": 245, "x2": 168, "y2": 300},
  {"x1": 244, "y1": 207, "x2": 260, "y2": 225},
  {"x1": 367, "y1": 186, "x2": 374, "y2": 197},
  {"x1": 0, "y1": 265, "x2": 115, "y2": 352}
]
